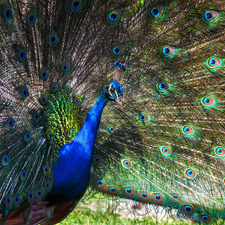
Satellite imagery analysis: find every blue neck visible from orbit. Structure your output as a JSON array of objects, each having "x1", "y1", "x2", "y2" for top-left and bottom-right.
[
  {"x1": 74, "y1": 93, "x2": 108, "y2": 152},
  {"x1": 51, "y1": 92, "x2": 108, "y2": 199}
]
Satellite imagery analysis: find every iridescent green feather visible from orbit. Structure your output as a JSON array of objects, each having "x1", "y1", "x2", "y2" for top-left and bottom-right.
[{"x1": 44, "y1": 92, "x2": 83, "y2": 162}]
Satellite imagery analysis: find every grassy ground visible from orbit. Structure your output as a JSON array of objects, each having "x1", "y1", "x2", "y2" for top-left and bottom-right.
[
  {"x1": 57, "y1": 208, "x2": 191, "y2": 225},
  {"x1": 57, "y1": 194, "x2": 225, "y2": 225},
  {"x1": 57, "y1": 194, "x2": 193, "y2": 225}
]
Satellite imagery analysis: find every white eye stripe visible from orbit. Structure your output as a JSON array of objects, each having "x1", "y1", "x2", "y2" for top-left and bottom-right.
[
  {"x1": 115, "y1": 90, "x2": 118, "y2": 99},
  {"x1": 108, "y1": 84, "x2": 113, "y2": 96}
]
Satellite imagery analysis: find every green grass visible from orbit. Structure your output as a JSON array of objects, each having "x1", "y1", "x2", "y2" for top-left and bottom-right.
[{"x1": 58, "y1": 208, "x2": 193, "y2": 225}]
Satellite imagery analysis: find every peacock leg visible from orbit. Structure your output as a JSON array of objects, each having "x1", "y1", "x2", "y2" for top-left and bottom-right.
[
  {"x1": 22, "y1": 205, "x2": 32, "y2": 225},
  {"x1": 44, "y1": 205, "x2": 55, "y2": 225}
]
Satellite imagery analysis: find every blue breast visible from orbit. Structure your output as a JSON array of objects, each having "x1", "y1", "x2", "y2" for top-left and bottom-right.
[{"x1": 51, "y1": 93, "x2": 108, "y2": 199}]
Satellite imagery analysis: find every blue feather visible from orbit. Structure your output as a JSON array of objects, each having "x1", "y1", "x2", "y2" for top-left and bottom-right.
[{"x1": 52, "y1": 81, "x2": 122, "y2": 199}]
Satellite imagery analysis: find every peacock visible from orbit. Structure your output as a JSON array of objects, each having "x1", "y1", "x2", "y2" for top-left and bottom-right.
[{"x1": 0, "y1": 0, "x2": 224, "y2": 224}]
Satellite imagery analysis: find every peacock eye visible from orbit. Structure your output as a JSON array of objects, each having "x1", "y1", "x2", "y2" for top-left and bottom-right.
[{"x1": 110, "y1": 88, "x2": 115, "y2": 93}]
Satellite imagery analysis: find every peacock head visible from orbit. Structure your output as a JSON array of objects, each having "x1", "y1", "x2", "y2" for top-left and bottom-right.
[
  {"x1": 105, "y1": 80, "x2": 123, "y2": 108},
  {"x1": 104, "y1": 62, "x2": 125, "y2": 108}
]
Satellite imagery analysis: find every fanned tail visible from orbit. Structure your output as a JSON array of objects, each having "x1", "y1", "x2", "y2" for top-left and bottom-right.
[
  {"x1": 89, "y1": 0, "x2": 225, "y2": 223},
  {"x1": 0, "y1": 0, "x2": 225, "y2": 224}
]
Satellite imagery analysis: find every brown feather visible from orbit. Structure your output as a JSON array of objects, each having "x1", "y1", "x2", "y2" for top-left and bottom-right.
[{"x1": 3, "y1": 196, "x2": 81, "y2": 225}]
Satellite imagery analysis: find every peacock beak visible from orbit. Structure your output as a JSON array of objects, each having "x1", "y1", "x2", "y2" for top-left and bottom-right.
[{"x1": 115, "y1": 96, "x2": 123, "y2": 109}]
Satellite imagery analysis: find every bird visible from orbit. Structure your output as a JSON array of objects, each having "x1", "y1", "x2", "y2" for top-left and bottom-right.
[{"x1": 0, "y1": 0, "x2": 224, "y2": 224}]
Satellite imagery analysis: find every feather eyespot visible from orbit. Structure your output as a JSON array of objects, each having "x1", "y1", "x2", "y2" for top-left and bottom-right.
[
  {"x1": 137, "y1": 191, "x2": 150, "y2": 203},
  {"x1": 32, "y1": 111, "x2": 40, "y2": 123},
  {"x1": 70, "y1": 0, "x2": 83, "y2": 12},
  {"x1": 92, "y1": 178, "x2": 106, "y2": 190},
  {"x1": 6, "y1": 196, "x2": 12, "y2": 209},
  {"x1": 17, "y1": 49, "x2": 27, "y2": 62},
  {"x1": 40, "y1": 67, "x2": 48, "y2": 80},
  {"x1": 42, "y1": 72, "x2": 47, "y2": 78},
  {"x1": 171, "y1": 194, "x2": 178, "y2": 199},
  {"x1": 4, "y1": 7, "x2": 11, "y2": 19},
  {"x1": 47, "y1": 31, "x2": 59, "y2": 47},
  {"x1": 111, "y1": 45, "x2": 124, "y2": 57},
  {"x1": 2, "y1": 155, "x2": 9, "y2": 166},
  {"x1": 27, "y1": 11, "x2": 36, "y2": 26},
  {"x1": 61, "y1": 61, "x2": 71, "y2": 73},
  {"x1": 207, "y1": 56, "x2": 221, "y2": 68},
  {"x1": 157, "y1": 82, "x2": 170, "y2": 92},
  {"x1": 20, "y1": 87, "x2": 29, "y2": 99},
  {"x1": 121, "y1": 159, "x2": 132, "y2": 168},
  {"x1": 139, "y1": 113, "x2": 149, "y2": 122},
  {"x1": 6, "y1": 118, "x2": 14, "y2": 129},
  {"x1": 73, "y1": 1, "x2": 80, "y2": 9},
  {"x1": 50, "y1": 37, "x2": 56, "y2": 45},
  {"x1": 14, "y1": 196, "x2": 21, "y2": 208},
  {"x1": 107, "y1": 10, "x2": 121, "y2": 23},
  {"x1": 92, "y1": 155, "x2": 102, "y2": 165},
  {"x1": 160, "y1": 146, "x2": 172, "y2": 156},
  {"x1": 50, "y1": 82, "x2": 59, "y2": 93},
  {"x1": 110, "y1": 187, "x2": 116, "y2": 192},
  {"x1": 63, "y1": 65, "x2": 68, "y2": 71},
  {"x1": 198, "y1": 214, "x2": 211, "y2": 224},
  {"x1": 142, "y1": 193, "x2": 148, "y2": 198},
  {"x1": 206, "y1": 56, "x2": 223, "y2": 72},
  {"x1": 43, "y1": 166, "x2": 50, "y2": 175},
  {"x1": 97, "y1": 180, "x2": 104, "y2": 186},
  {"x1": 2, "y1": 211, "x2": 8, "y2": 220},
  {"x1": 24, "y1": 131, "x2": 31, "y2": 141},
  {"x1": 2, "y1": 211, "x2": 7, "y2": 220},
  {"x1": 45, "y1": 180, "x2": 52, "y2": 192},
  {"x1": 201, "y1": 96, "x2": 216, "y2": 107},
  {"x1": 214, "y1": 146, "x2": 225, "y2": 157},
  {"x1": 182, "y1": 125, "x2": 195, "y2": 136},
  {"x1": 150, "y1": 5, "x2": 163, "y2": 19},
  {"x1": 181, "y1": 204, "x2": 194, "y2": 216},
  {"x1": 40, "y1": 94, "x2": 47, "y2": 105},
  {"x1": 108, "y1": 125, "x2": 117, "y2": 134},
  {"x1": 73, "y1": 96, "x2": 82, "y2": 104},
  {"x1": 121, "y1": 187, "x2": 135, "y2": 198},
  {"x1": 21, "y1": 170, "x2": 26, "y2": 180},
  {"x1": 63, "y1": 85, "x2": 72, "y2": 94},
  {"x1": 184, "y1": 168, "x2": 197, "y2": 179},
  {"x1": 161, "y1": 45, "x2": 175, "y2": 57},
  {"x1": 151, "y1": 193, "x2": 165, "y2": 204},
  {"x1": 103, "y1": 186, "x2": 120, "y2": 196},
  {"x1": 204, "y1": 10, "x2": 219, "y2": 23},
  {"x1": 36, "y1": 189, "x2": 45, "y2": 201},
  {"x1": 28, "y1": 191, "x2": 34, "y2": 204},
  {"x1": 169, "y1": 193, "x2": 181, "y2": 203}
]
